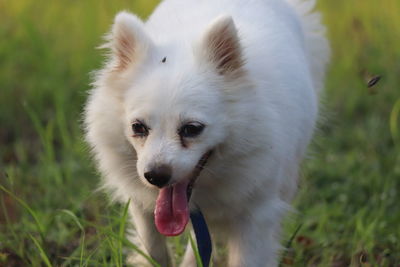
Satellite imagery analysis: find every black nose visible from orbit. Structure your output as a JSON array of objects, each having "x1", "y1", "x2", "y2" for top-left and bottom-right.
[{"x1": 144, "y1": 165, "x2": 172, "y2": 188}]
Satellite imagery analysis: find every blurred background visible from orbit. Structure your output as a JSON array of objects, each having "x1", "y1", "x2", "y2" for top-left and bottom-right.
[{"x1": 0, "y1": 0, "x2": 399, "y2": 266}]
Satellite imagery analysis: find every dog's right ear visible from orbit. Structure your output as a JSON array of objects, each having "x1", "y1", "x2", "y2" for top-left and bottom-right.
[
  {"x1": 196, "y1": 15, "x2": 244, "y2": 77},
  {"x1": 107, "y1": 11, "x2": 152, "y2": 71}
]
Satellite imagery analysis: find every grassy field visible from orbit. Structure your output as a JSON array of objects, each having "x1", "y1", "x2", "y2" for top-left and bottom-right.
[{"x1": 1, "y1": 0, "x2": 399, "y2": 266}]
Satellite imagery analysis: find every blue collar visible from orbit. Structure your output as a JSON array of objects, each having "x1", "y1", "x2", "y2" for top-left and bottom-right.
[{"x1": 190, "y1": 209, "x2": 212, "y2": 267}]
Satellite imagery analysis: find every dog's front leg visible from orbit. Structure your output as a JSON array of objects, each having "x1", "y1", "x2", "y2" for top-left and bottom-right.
[
  {"x1": 179, "y1": 239, "x2": 196, "y2": 267},
  {"x1": 127, "y1": 203, "x2": 172, "y2": 267},
  {"x1": 227, "y1": 209, "x2": 283, "y2": 267}
]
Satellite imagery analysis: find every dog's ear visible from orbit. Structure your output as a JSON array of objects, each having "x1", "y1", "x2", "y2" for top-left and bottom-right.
[
  {"x1": 108, "y1": 11, "x2": 152, "y2": 71},
  {"x1": 198, "y1": 15, "x2": 244, "y2": 76}
]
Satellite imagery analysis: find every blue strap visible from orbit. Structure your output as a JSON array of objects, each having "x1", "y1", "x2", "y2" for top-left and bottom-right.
[{"x1": 190, "y1": 209, "x2": 212, "y2": 267}]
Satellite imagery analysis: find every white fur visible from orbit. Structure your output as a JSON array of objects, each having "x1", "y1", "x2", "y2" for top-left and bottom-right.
[{"x1": 84, "y1": 0, "x2": 329, "y2": 266}]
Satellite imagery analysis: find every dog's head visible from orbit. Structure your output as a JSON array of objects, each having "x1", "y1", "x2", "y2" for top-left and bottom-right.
[{"x1": 105, "y1": 12, "x2": 248, "y2": 188}]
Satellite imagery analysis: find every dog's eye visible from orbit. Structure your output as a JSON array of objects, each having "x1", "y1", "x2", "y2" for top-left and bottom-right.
[
  {"x1": 179, "y1": 122, "x2": 205, "y2": 138},
  {"x1": 132, "y1": 122, "x2": 149, "y2": 137}
]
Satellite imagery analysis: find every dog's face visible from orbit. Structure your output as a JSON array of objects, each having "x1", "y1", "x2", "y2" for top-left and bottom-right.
[
  {"x1": 108, "y1": 12, "x2": 245, "y2": 188},
  {"x1": 124, "y1": 68, "x2": 227, "y2": 187}
]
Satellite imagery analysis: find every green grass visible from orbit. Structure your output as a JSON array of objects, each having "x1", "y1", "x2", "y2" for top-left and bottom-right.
[{"x1": 1, "y1": 0, "x2": 399, "y2": 266}]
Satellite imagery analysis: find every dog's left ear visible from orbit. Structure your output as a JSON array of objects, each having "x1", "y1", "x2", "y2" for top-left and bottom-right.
[
  {"x1": 108, "y1": 11, "x2": 153, "y2": 72},
  {"x1": 197, "y1": 15, "x2": 244, "y2": 76}
]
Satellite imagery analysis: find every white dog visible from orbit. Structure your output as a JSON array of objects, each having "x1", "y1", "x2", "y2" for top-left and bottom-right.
[{"x1": 84, "y1": 0, "x2": 329, "y2": 266}]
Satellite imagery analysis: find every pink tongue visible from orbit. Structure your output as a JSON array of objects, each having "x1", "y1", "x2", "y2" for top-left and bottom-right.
[{"x1": 154, "y1": 180, "x2": 189, "y2": 236}]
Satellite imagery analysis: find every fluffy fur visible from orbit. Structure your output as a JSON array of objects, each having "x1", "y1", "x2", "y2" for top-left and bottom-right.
[{"x1": 84, "y1": 0, "x2": 329, "y2": 266}]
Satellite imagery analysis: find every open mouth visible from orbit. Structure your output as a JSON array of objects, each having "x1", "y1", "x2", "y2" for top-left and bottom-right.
[{"x1": 154, "y1": 151, "x2": 212, "y2": 236}]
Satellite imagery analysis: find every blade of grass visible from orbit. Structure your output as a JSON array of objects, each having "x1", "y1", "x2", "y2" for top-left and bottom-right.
[
  {"x1": 118, "y1": 199, "x2": 131, "y2": 267},
  {"x1": 60, "y1": 209, "x2": 84, "y2": 231},
  {"x1": 29, "y1": 234, "x2": 53, "y2": 267},
  {"x1": 84, "y1": 200, "x2": 161, "y2": 266},
  {"x1": 59, "y1": 209, "x2": 86, "y2": 267},
  {"x1": 82, "y1": 240, "x2": 102, "y2": 267},
  {"x1": 189, "y1": 232, "x2": 203, "y2": 267},
  {"x1": 105, "y1": 236, "x2": 120, "y2": 266},
  {"x1": 103, "y1": 230, "x2": 161, "y2": 267},
  {"x1": 61, "y1": 230, "x2": 102, "y2": 267},
  {"x1": 390, "y1": 98, "x2": 400, "y2": 146},
  {"x1": 59, "y1": 256, "x2": 103, "y2": 267},
  {"x1": 0, "y1": 185, "x2": 45, "y2": 241},
  {"x1": 0, "y1": 192, "x2": 20, "y2": 246},
  {"x1": 285, "y1": 223, "x2": 303, "y2": 251},
  {"x1": 82, "y1": 216, "x2": 161, "y2": 267},
  {"x1": 279, "y1": 223, "x2": 302, "y2": 266}
]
